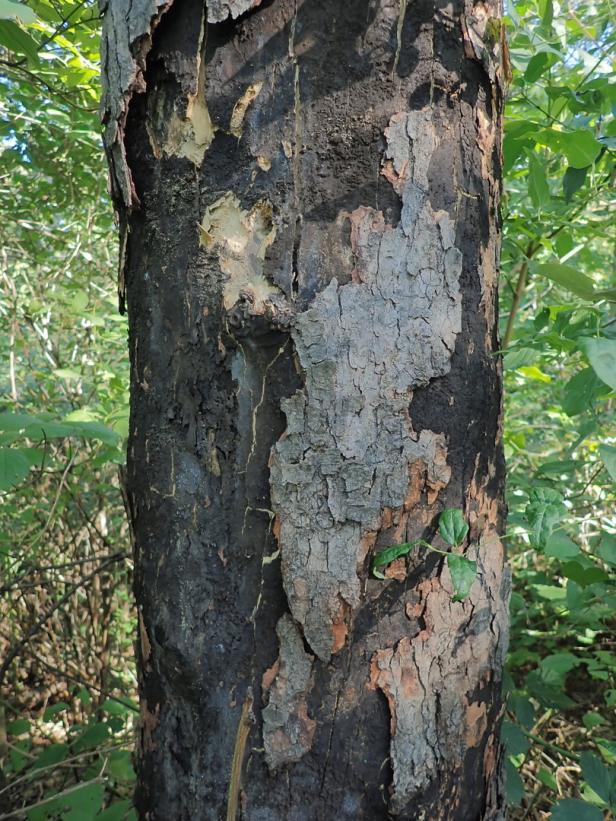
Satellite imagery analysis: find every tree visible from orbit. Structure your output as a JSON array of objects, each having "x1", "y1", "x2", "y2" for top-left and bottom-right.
[{"x1": 101, "y1": 0, "x2": 510, "y2": 817}]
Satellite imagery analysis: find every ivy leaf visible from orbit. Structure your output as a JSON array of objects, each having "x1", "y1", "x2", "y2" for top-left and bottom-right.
[
  {"x1": 525, "y1": 487, "x2": 566, "y2": 547},
  {"x1": 0, "y1": 447, "x2": 30, "y2": 491},
  {"x1": 439, "y1": 509, "x2": 469, "y2": 546},
  {"x1": 447, "y1": 554, "x2": 477, "y2": 602},
  {"x1": 579, "y1": 338, "x2": 616, "y2": 391}
]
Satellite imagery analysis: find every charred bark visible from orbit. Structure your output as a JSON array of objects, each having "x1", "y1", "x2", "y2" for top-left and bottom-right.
[{"x1": 101, "y1": 0, "x2": 510, "y2": 818}]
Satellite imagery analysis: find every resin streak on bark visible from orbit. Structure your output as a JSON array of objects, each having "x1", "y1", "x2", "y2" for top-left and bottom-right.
[{"x1": 102, "y1": 0, "x2": 509, "y2": 817}]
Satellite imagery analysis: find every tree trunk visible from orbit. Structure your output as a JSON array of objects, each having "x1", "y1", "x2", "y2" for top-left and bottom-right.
[{"x1": 101, "y1": 0, "x2": 510, "y2": 818}]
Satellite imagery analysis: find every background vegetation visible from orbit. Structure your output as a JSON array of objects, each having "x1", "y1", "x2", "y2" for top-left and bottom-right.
[{"x1": 0, "y1": 0, "x2": 614, "y2": 817}]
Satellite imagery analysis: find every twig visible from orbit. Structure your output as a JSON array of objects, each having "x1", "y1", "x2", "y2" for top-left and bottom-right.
[{"x1": 0, "y1": 554, "x2": 126, "y2": 689}]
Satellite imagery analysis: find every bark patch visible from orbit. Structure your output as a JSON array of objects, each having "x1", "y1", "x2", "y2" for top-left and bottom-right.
[
  {"x1": 206, "y1": 0, "x2": 262, "y2": 24},
  {"x1": 370, "y1": 530, "x2": 509, "y2": 814},
  {"x1": 270, "y1": 108, "x2": 462, "y2": 661},
  {"x1": 262, "y1": 615, "x2": 316, "y2": 770}
]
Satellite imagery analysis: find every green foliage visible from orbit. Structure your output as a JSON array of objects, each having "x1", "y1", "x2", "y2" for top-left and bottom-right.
[
  {"x1": 0, "y1": 0, "x2": 133, "y2": 816},
  {"x1": 502, "y1": 0, "x2": 615, "y2": 815}
]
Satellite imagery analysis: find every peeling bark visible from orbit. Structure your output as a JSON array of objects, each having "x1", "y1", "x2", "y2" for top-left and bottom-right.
[
  {"x1": 262, "y1": 614, "x2": 316, "y2": 769},
  {"x1": 102, "y1": 0, "x2": 509, "y2": 817}
]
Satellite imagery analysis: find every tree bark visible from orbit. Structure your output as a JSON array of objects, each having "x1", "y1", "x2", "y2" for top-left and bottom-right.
[{"x1": 101, "y1": 0, "x2": 510, "y2": 818}]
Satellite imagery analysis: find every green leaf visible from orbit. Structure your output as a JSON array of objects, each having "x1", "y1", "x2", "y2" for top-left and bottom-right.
[
  {"x1": 524, "y1": 51, "x2": 554, "y2": 82},
  {"x1": 533, "y1": 583, "x2": 567, "y2": 601},
  {"x1": 528, "y1": 154, "x2": 551, "y2": 208},
  {"x1": 598, "y1": 445, "x2": 616, "y2": 481},
  {"x1": 73, "y1": 722, "x2": 109, "y2": 752},
  {"x1": 0, "y1": 447, "x2": 30, "y2": 491},
  {"x1": 0, "y1": 412, "x2": 44, "y2": 432},
  {"x1": 438, "y1": 509, "x2": 469, "y2": 546},
  {"x1": 540, "y1": 652, "x2": 580, "y2": 685},
  {"x1": 57, "y1": 782, "x2": 104, "y2": 820},
  {"x1": 32, "y1": 743, "x2": 68, "y2": 770},
  {"x1": 501, "y1": 720, "x2": 531, "y2": 756},
  {"x1": 508, "y1": 694, "x2": 535, "y2": 730},
  {"x1": 97, "y1": 801, "x2": 133, "y2": 821},
  {"x1": 597, "y1": 535, "x2": 616, "y2": 566},
  {"x1": 525, "y1": 670, "x2": 575, "y2": 709},
  {"x1": 525, "y1": 487, "x2": 566, "y2": 547},
  {"x1": 100, "y1": 698, "x2": 137, "y2": 716},
  {"x1": 505, "y1": 758, "x2": 525, "y2": 806},
  {"x1": 64, "y1": 419, "x2": 120, "y2": 446},
  {"x1": 0, "y1": 19, "x2": 38, "y2": 61},
  {"x1": 108, "y1": 750, "x2": 136, "y2": 783},
  {"x1": 447, "y1": 554, "x2": 477, "y2": 602},
  {"x1": 43, "y1": 702, "x2": 69, "y2": 721},
  {"x1": 503, "y1": 347, "x2": 538, "y2": 369},
  {"x1": 583, "y1": 712, "x2": 606, "y2": 730},
  {"x1": 580, "y1": 751, "x2": 613, "y2": 804},
  {"x1": 7, "y1": 718, "x2": 30, "y2": 735},
  {"x1": 545, "y1": 532, "x2": 580, "y2": 560},
  {"x1": 539, "y1": 0, "x2": 553, "y2": 26},
  {"x1": 562, "y1": 368, "x2": 603, "y2": 416},
  {"x1": 560, "y1": 130, "x2": 603, "y2": 168},
  {"x1": 550, "y1": 798, "x2": 604, "y2": 821},
  {"x1": 372, "y1": 542, "x2": 413, "y2": 575},
  {"x1": 537, "y1": 767, "x2": 559, "y2": 791},
  {"x1": 0, "y1": 0, "x2": 37, "y2": 24},
  {"x1": 563, "y1": 165, "x2": 589, "y2": 201},
  {"x1": 562, "y1": 561, "x2": 609, "y2": 588},
  {"x1": 517, "y1": 365, "x2": 551, "y2": 383},
  {"x1": 535, "y1": 263, "x2": 597, "y2": 300},
  {"x1": 579, "y1": 338, "x2": 616, "y2": 390}
]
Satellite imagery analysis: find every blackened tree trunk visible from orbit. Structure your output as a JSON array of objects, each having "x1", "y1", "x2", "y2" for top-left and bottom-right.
[{"x1": 101, "y1": 0, "x2": 510, "y2": 818}]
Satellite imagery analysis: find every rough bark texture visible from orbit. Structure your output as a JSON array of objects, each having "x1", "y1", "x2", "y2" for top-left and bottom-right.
[{"x1": 101, "y1": 0, "x2": 510, "y2": 818}]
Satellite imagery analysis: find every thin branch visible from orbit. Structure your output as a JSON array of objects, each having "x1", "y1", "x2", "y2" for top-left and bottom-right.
[{"x1": 0, "y1": 553, "x2": 126, "y2": 689}]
